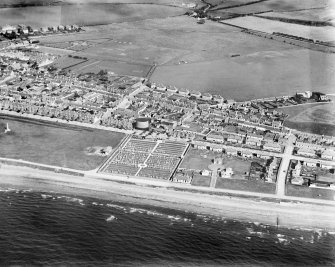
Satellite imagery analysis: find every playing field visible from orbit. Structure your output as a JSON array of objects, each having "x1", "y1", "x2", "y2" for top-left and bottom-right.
[{"x1": 0, "y1": 116, "x2": 125, "y2": 171}]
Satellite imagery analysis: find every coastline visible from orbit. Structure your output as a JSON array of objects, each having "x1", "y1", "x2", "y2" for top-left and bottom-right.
[{"x1": 1, "y1": 164, "x2": 335, "y2": 232}]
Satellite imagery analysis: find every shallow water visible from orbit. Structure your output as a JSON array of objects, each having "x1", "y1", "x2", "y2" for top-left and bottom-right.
[
  {"x1": 0, "y1": 4, "x2": 186, "y2": 28},
  {"x1": 0, "y1": 187, "x2": 334, "y2": 266}
]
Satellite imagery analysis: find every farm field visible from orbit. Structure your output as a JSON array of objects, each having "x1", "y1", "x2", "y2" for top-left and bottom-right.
[
  {"x1": 221, "y1": 0, "x2": 329, "y2": 14},
  {"x1": 258, "y1": 8, "x2": 335, "y2": 23},
  {"x1": 225, "y1": 16, "x2": 335, "y2": 42},
  {"x1": 280, "y1": 103, "x2": 335, "y2": 136}
]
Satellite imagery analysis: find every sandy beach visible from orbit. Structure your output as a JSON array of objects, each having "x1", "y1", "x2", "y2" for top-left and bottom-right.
[{"x1": 1, "y1": 164, "x2": 335, "y2": 231}]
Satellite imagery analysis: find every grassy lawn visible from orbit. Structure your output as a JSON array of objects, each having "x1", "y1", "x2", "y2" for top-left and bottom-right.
[
  {"x1": 180, "y1": 148, "x2": 221, "y2": 171},
  {"x1": 286, "y1": 184, "x2": 335, "y2": 201},
  {"x1": 215, "y1": 178, "x2": 276, "y2": 194},
  {"x1": 191, "y1": 175, "x2": 211, "y2": 187}
]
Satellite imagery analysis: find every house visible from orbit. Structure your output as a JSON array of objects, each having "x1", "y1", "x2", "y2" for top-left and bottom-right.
[
  {"x1": 272, "y1": 120, "x2": 283, "y2": 128},
  {"x1": 201, "y1": 169, "x2": 210, "y2": 176},
  {"x1": 206, "y1": 132, "x2": 223, "y2": 143},
  {"x1": 225, "y1": 147, "x2": 237, "y2": 156},
  {"x1": 297, "y1": 147, "x2": 315, "y2": 158},
  {"x1": 227, "y1": 134, "x2": 243, "y2": 144},
  {"x1": 263, "y1": 141, "x2": 281, "y2": 153},
  {"x1": 173, "y1": 174, "x2": 191, "y2": 184},
  {"x1": 202, "y1": 93, "x2": 212, "y2": 101},
  {"x1": 210, "y1": 144, "x2": 223, "y2": 152},
  {"x1": 242, "y1": 150, "x2": 253, "y2": 158},
  {"x1": 166, "y1": 85, "x2": 178, "y2": 93},
  {"x1": 213, "y1": 95, "x2": 224, "y2": 103},
  {"x1": 190, "y1": 91, "x2": 201, "y2": 98},
  {"x1": 292, "y1": 161, "x2": 302, "y2": 177},
  {"x1": 291, "y1": 176, "x2": 304, "y2": 185},
  {"x1": 303, "y1": 161, "x2": 317, "y2": 167},
  {"x1": 192, "y1": 141, "x2": 207, "y2": 150},
  {"x1": 220, "y1": 167, "x2": 234, "y2": 178},
  {"x1": 178, "y1": 88, "x2": 189, "y2": 96},
  {"x1": 321, "y1": 149, "x2": 335, "y2": 161}
]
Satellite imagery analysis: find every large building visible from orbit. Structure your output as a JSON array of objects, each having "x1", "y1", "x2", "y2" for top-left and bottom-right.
[{"x1": 135, "y1": 117, "x2": 150, "y2": 130}]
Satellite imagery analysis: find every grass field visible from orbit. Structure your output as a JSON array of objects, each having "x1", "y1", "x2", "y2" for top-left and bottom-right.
[
  {"x1": 280, "y1": 103, "x2": 335, "y2": 136},
  {"x1": 286, "y1": 184, "x2": 335, "y2": 201},
  {"x1": 191, "y1": 175, "x2": 211, "y2": 187},
  {"x1": 215, "y1": 178, "x2": 276, "y2": 194},
  {"x1": 0, "y1": 117, "x2": 125, "y2": 171},
  {"x1": 52, "y1": 56, "x2": 88, "y2": 69},
  {"x1": 180, "y1": 148, "x2": 220, "y2": 171}
]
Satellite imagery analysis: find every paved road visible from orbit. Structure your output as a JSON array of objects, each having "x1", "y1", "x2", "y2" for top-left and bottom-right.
[{"x1": 276, "y1": 134, "x2": 295, "y2": 196}]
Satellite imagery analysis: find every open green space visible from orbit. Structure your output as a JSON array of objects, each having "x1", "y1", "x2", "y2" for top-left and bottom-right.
[
  {"x1": 286, "y1": 184, "x2": 335, "y2": 201},
  {"x1": 280, "y1": 103, "x2": 335, "y2": 136},
  {"x1": 215, "y1": 178, "x2": 276, "y2": 194},
  {"x1": 180, "y1": 148, "x2": 220, "y2": 171},
  {"x1": 0, "y1": 116, "x2": 125, "y2": 171},
  {"x1": 191, "y1": 175, "x2": 211, "y2": 187}
]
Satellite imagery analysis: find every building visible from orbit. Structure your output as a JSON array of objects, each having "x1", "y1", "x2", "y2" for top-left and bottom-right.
[
  {"x1": 292, "y1": 161, "x2": 302, "y2": 177},
  {"x1": 242, "y1": 150, "x2": 253, "y2": 158},
  {"x1": 201, "y1": 93, "x2": 212, "y2": 101},
  {"x1": 321, "y1": 149, "x2": 335, "y2": 161},
  {"x1": 190, "y1": 91, "x2": 201, "y2": 98},
  {"x1": 220, "y1": 167, "x2": 234, "y2": 178},
  {"x1": 225, "y1": 147, "x2": 237, "y2": 156},
  {"x1": 135, "y1": 117, "x2": 150, "y2": 130},
  {"x1": 178, "y1": 88, "x2": 189, "y2": 96},
  {"x1": 227, "y1": 134, "x2": 243, "y2": 144},
  {"x1": 206, "y1": 132, "x2": 223, "y2": 143},
  {"x1": 263, "y1": 141, "x2": 281, "y2": 152},
  {"x1": 297, "y1": 147, "x2": 316, "y2": 158}
]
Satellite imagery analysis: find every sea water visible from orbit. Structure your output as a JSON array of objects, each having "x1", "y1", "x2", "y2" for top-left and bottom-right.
[{"x1": 0, "y1": 187, "x2": 334, "y2": 266}]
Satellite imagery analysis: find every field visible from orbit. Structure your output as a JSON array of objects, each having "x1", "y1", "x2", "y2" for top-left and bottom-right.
[
  {"x1": 33, "y1": 14, "x2": 335, "y2": 101},
  {"x1": 52, "y1": 56, "x2": 87, "y2": 70},
  {"x1": 286, "y1": 184, "x2": 335, "y2": 201},
  {"x1": 215, "y1": 178, "x2": 276, "y2": 194},
  {"x1": 0, "y1": 116, "x2": 125, "y2": 171},
  {"x1": 8, "y1": 3, "x2": 332, "y2": 101},
  {"x1": 225, "y1": 16, "x2": 335, "y2": 42},
  {"x1": 219, "y1": 0, "x2": 329, "y2": 14},
  {"x1": 280, "y1": 103, "x2": 335, "y2": 136},
  {"x1": 180, "y1": 148, "x2": 220, "y2": 171},
  {"x1": 191, "y1": 175, "x2": 211, "y2": 187},
  {"x1": 258, "y1": 8, "x2": 335, "y2": 23}
]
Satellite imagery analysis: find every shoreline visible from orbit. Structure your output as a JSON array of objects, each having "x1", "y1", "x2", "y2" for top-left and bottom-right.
[{"x1": 1, "y1": 164, "x2": 335, "y2": 232}]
